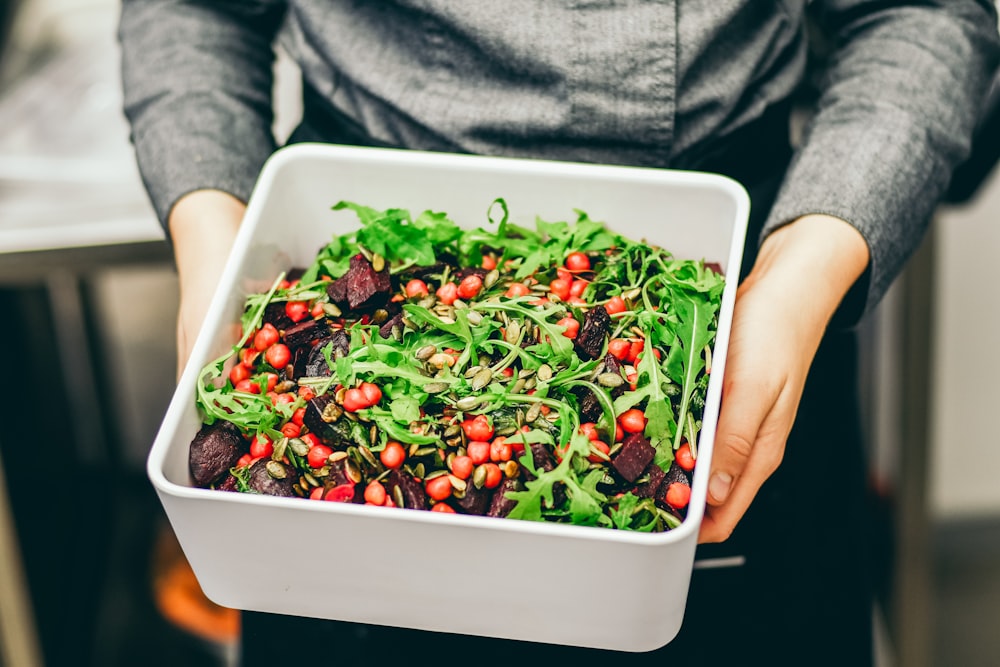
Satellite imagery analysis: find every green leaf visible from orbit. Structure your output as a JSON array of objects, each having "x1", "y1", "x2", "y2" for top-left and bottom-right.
[{"x1": 390, "y1": 395, "x2": 422, "y2": 424}]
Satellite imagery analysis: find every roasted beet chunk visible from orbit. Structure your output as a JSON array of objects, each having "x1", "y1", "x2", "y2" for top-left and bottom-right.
[
  {"x1": 263, "y1": 301, "x2": 295, "y2": 330},
  {"x1": 634, "y1": 462, "x2": 667, "y2": 499},
  {"x1": 657, "y1": 461, "x2": 691, "y2": 505},
  {"x1": 283, "y1": 318, "x2": 330, "y2": 348},
  {"x1": 303, "y1": 340, "x2": 333, "y2": 377},
  {"x1": 526, "y1": 442, "x2": 566, "y2": 508},
  {"x1": 611, "y1": 432, "x2": 656, "y2": 483},
  {"x1": 454, "y1": 481, "x2": 492, "y2": 515},
  {"x1": 378, "y1": 312, "x2": 405, "y2": 340},
  {"x1": 326, "y1": 275, "x2": 349, "y2": 305},
  {"x1": 486, "y1": 478, "x2": 523, "y2": 518},
  {"x1": 573, "y1": 385, "x2": 605, "y2": 424},
  {"x1": 302, "y1": 394, "x2": 350, "y2": 447},
  {"x1": 602, "y1": 353, "x2": 627, "y2": 398},
  {"x1": 574, "y1": 305, "x2": 610, "y2": 360},
  {"x1": 189, "y1": 420, "x2": 248, "y2": 487},
  {"x1": 387, "y1": 469, "x2": 427, "y2": 510},
  {"x1": 345, "y1": 253, "x2": 391, "y2": 310},
  {"x1": 247, "y1": 459, "x2": 297, "y2": 497},
  {"x1": 216, "y1": 473, "x2": 240, "y2": 493}
]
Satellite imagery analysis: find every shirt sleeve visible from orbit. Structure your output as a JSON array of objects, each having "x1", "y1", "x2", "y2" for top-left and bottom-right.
[
  {"x1": 119, "y1": 0, "x2": 287, "y2": 230},
  {"x1": 763, "y1": 0, "x2": 1000, "y2": 323}
]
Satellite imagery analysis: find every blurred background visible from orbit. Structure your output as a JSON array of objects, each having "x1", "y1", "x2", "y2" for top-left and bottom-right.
[{"x1": 0, "y1": 1, "x2": 998, "y2": 666}]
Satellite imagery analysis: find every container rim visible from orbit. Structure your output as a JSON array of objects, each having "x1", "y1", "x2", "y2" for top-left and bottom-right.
[{"x1": 148, "y1": 143, "x2": 751, "y2": 548}]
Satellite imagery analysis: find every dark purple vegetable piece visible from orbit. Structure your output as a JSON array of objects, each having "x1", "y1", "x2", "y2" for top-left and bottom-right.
[
  {"x1": 454, "y1": 480, "x2": 492, "y2": 515},
  {"x1": 454, "y1": 266, "x2": 488, "y2": 281},
  {"x1": 283, "y1": 318, "x2": 330, "y2": 348},
  {"x1": 574, "y1": 385, "x2": 604, "y2": 424},
  {"x1": 574, "y1": 304, "x2": 610, "y2": 360},
  {"x1": 602, "y1": 353, "x2": 627, "y2": 399},
  {"x1": 326, "y1": 275, "x2": 349, "y2": 305},
  {"x1": 486, "y1": 478, "x2": 523, "y2": 518},
  {"x1": 345, "y1": 253, "x2": 391, "y2": 310},
  {"x1": 320, "y1": 459, "x2": 363, "y2": 503},
  {"x1": 216, "y1": 474, "x2": 239, "y2": 493},
  {"x1": 286, "y1": 266, "x2": 307, "y2": 282},
  {"x1": 525, "y1": 442, "x2": 566, "y2": 508},
  {"x1": 378, "y1": 312, "x2": 405, "y2": 339},
  {"x1": 633, "y1": 462, "x2": 666, "y2": 499},
  {"x1": 302, "y1": 394, "x2": 350, "y2": 447},
  {"x1": 386, "y1": 469, "x2": 427, "y2": 510},
  {"x1": 247, "y1": 459, "x2": 297, "y2": 497},
  {"x1": 262, "y1": 301, "x2": 295, "y2": 330},
  {"x1": 189, "y1": 420, "x2": 247, "y2": 487},
  {"x1": 298, "y1": 337, "x2": 334, "y2": 377},
  {"x1": 611, "y1": 432, "x2": 655, "y2": 483},
  {"x1": 657, "y1": 461, "x2": 692, "y2": 506}
]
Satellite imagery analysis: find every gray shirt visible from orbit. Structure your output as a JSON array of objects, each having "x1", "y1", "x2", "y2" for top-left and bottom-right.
[{"x1": 119, "y1": 1, "x2": 999, "y2": 319}]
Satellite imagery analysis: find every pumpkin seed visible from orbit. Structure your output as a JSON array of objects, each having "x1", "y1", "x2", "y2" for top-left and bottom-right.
[
  {"x1": 303, "y1": 472, "x2": 320, "y2": 488},
  {"x1": 506, "y1": 321, "x2": 523, "y2": 344},
  {"x1": 465, "y1": 365, "x2": 482, "y2": 379},
  {"x1": 427, "y1": 353, "x2": 454, "y2": 369},
  {"x1": 371, "y1": 308, "x2": 389, "y2": 325},
  {"x1": 471, "y1": 367, "x2": 494, "y2": 391},
  {"x1": 530, "y1": 283, "x2": 549, "y2": 292},
  {"x1": 525, "y1": 402, "x2": 542, "y2": 423},
  {"x1": 466, "y1": 310, "x2": 483, "y2": 325},
  {"x1": 411, "y1": 462, "x2": 426, "y2": 479},
  {"x1": 293, "y1": 484, "x2": 306, "y2": 498},
  {"x1": 392, "y1": 485, "x2": 405, "y2": 508},
  {"x1": 503, "y1": 460, "x2": 520, "y2": 478},
  {"x1": 424, "y1": 382, "x2": 450, "y2": 394},
  {"x1": 274, "y1": 380, "x2": 296, "y2": 393},
  {"x1": 453, "y1": 298, "x2": 468, "y2": 310},
  {"x1": 265, "y1": 460, "x2": 287, "y2": 479},
  {"x1": 344, "y1": 459, "x2": 363, "y2": 484},
  {"x1": 287, "y1": 437, "x2": 309, "y2": 458},
  {"x1": 524, "y1": 376, "x2": 537, "y2": 391},
  {"x1": 623, "y1": 287, "x2": 642, "y2": 301},
  {"x1": 357, "y1": 245, "x2": 373, "y2": 262},
  {"x1": 495, "y1": 424, "x2": 518, "y2": 437},
  {"x1": 448, "y1": 475, "x2": 467, "y2": 493},
  {"x1": 329, "y1": 450, "x2": 349, "y2": 463},
  {"x1": 414, "y1": 446, "x2": 438, "y2": 458},
  {"x1": 418, "y1": 296, "x2": 437, "y2": 310},
  {"x1": 509, "y1": 378, "x2": 526, "y2": 394},
  {"x1": 415, "y1": 344, "x2": 437, "y2": 361},
  {"x1": 391, "y1": 325, "x2": 404, "y2": 342},
  {"x1": 456, "y1": 395, "x2": 483, "y2": 411},
  {"x1": 537, "y1": 364, "x2": 553, "y2": 382},
  {"x1": 472, "y1": 465, "x2": 488, "y2": 489},
  {"x1": 483, "y1": 269, "x2": 500, "y2": 288},
  {"x1": 359, "y1": 444, "x2": 378, "y2": 468},
  {"x1": 443, "y1": 424, "x2": 463, "y2": 440},
  {"x1": 598, "y1": 372, "x2": 625, "y2": 388},
  {"x1": 322, "y1": 302, "x2": 342, "y2": 318},
  {"x1": 371, "y1": 253, "x2": 385, "y2": 273},
  {"x1": 320, "y1": 401, "x2": 342, "y2": 423}
]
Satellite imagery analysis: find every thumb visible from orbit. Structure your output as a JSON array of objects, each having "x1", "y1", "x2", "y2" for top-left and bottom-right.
[{"x1": 707, "y1": 376, "x2": 780, "y2": 506}]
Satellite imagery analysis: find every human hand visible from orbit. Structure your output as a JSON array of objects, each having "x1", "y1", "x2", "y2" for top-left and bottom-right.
[
  {"x1": 168, "y1": 189, "x2": 246, "y2": 379},
  {"x1": 697, "y1": 214, "x2": 869, "y2": 543}
]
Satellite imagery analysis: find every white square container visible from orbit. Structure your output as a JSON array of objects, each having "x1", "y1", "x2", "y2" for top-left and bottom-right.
[{"x1": 148, "y1": 143, "x2": 749, "y2": 653}]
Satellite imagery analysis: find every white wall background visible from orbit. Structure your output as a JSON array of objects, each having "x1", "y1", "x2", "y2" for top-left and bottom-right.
[{"x1": 931, "y1": 164, "x2": 1000, "y2": 519}]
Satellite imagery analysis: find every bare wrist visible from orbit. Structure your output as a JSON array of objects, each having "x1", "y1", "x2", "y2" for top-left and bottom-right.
[{"x1": 747, "y1": 214, "x2": 870, "y2": 325}]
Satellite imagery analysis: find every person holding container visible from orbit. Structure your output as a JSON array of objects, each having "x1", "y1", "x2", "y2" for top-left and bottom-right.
[{"x1": 119, "y1": 2, "x2": 999, "y2": 665}]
